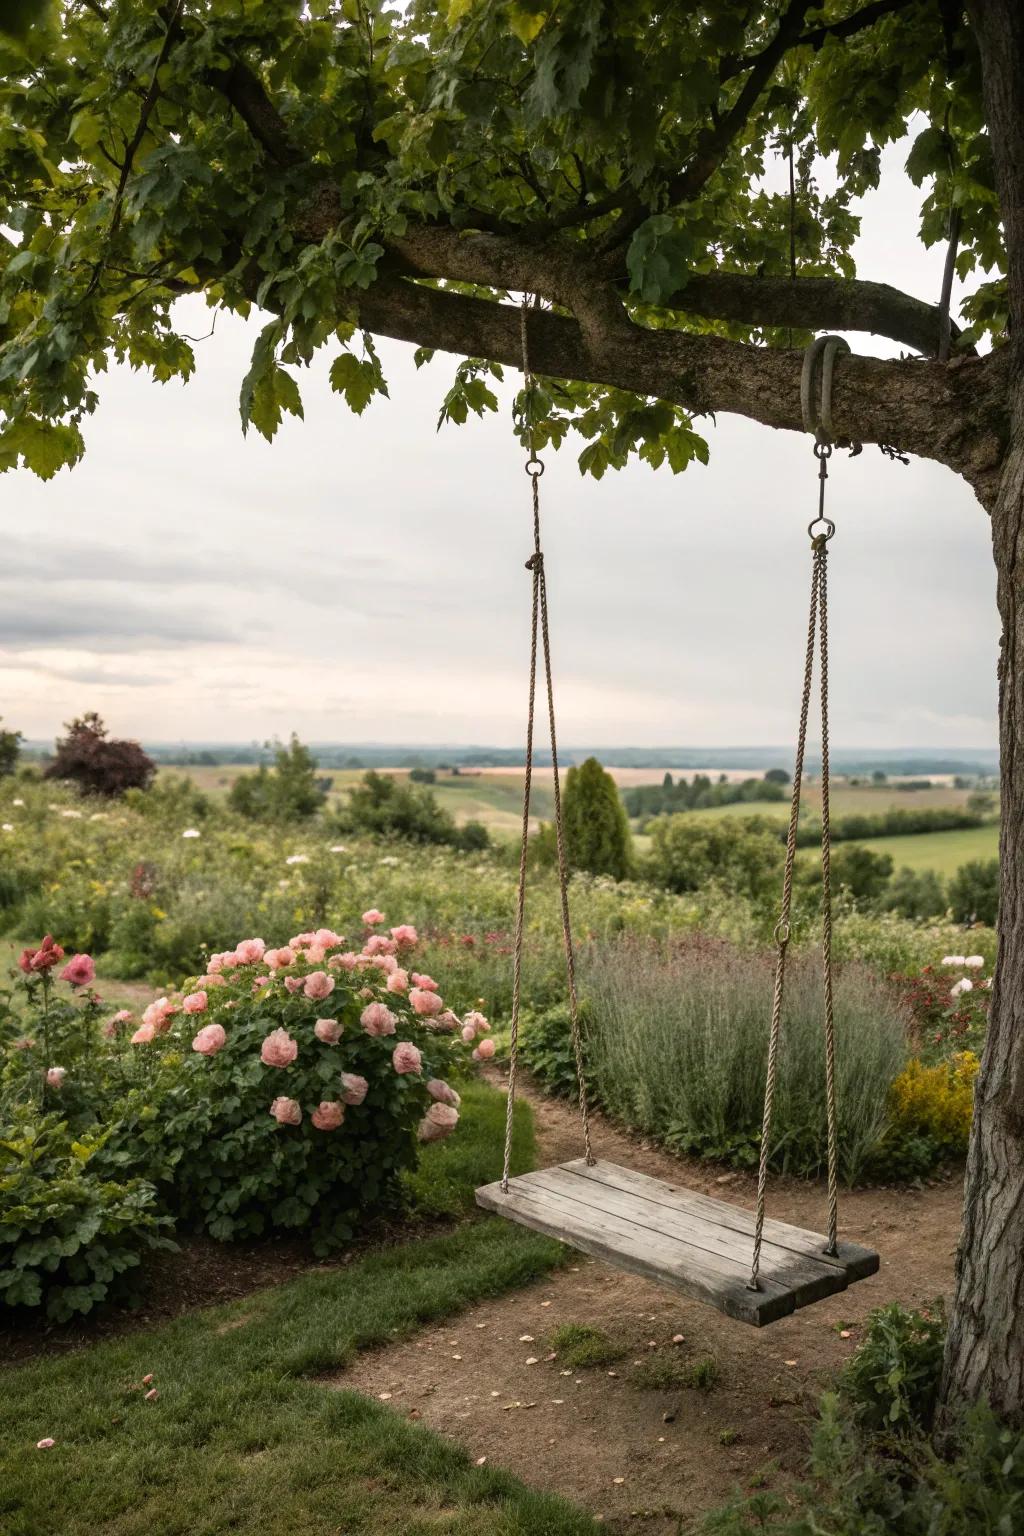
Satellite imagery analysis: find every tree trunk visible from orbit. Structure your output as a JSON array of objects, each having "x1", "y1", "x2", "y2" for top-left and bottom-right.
[
  {"x1": 941, "y1": 377, "x2": 1024, "y2": 1421},
  {"x1": 941, "y1": 0, "x2": 1024, "y2": 1422}
]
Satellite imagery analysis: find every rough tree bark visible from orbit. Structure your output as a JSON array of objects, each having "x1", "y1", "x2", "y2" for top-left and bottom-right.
[{"x1": 939, "y1": 0, "x2": 1024, "y2": 1424}]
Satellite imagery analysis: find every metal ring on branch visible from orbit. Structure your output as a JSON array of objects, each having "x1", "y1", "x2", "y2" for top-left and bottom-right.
[{"x1": 800, "y1": 335, "x2": 860, "y2": 451}]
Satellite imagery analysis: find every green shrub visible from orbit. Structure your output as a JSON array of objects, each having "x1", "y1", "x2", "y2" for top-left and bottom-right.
[
  {"x1": 229, "y1": 735, "x2": 326, "y2": 822},
  {"x1": 838, "y1": 1301, "x2": 946, "y2": 1433},
  {"x1": 0, "y1": 1110, "x2": 175, "y2": 1321},
  {"x1": 948, "y1": 857, "x2": 1000, "y2": 925},
  {"x1": 563, "y1": 757, "x2": 633, "y2": 879},
  {"x1": 884, "y1": 866, "x2": 948, "y2": 919},
  {"x1": 160, "y1": 932, "x2": 479, "y2": 1254},
  {"x1": 576, "y1": 935, "x2": 908, "y2": 1181},
  {"x1": 646, "y1": 815, "x2": 784, "y2": 902},
  {"x1": 519, "y1": 1002, "x2": 591, "y2": 1103}
]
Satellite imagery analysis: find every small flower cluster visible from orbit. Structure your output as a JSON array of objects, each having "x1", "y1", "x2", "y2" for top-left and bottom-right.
[{"x1": 132, "y1": 910, "x2": 485, "y2": 1145}]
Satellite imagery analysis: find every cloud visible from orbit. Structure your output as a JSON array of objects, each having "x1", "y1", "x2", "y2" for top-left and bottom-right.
[{"x1": 0, "y1": 593, "x2": 236, "y2": 649}]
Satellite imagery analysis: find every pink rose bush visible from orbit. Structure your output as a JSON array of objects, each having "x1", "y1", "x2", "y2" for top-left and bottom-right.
[{"x1": 161, "y1": 921, "x2": 484, "y2": 1254}]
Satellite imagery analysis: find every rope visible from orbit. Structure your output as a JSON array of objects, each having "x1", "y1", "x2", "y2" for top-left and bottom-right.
[
  {"x1": 501, "y1": 298, "x2": 594, "y2": 1192},
  {"x1": 749, "y1": 401, "x2": 841, "y2": 1288}
]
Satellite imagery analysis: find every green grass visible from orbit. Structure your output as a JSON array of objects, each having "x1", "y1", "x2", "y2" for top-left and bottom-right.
[
  {"x1": 860, "y1": 824, "x2": 999, "y2": 875},
  {"x1": 0, "y1": 1084, "x2": 586, "y2": 1536},
  {"x1": 547, "y1": 1323, "x2": 623, "y2": 1369}
]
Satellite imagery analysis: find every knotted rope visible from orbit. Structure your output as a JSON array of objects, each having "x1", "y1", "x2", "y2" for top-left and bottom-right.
[{"x1": 501, "y1": 299, "x2": 594, "y2": 1192}]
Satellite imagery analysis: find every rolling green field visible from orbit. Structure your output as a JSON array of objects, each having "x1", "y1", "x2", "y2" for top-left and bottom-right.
[
  {"x1": 163, "y1": 765, "x2": 995, "y2": 877},
  {"x1": 860, "y1": 824, "x2": 1000, "y2": 874}
]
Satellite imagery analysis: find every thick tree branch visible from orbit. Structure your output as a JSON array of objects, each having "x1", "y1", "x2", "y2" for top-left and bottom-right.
[
  {"x1": 967, "y1": 0, "x2": 1024, "y2": 353},
  {"x1": 385, "y1": 224, "x2": 967, "y2": 355},
  {"x1": 211, "y1": 57, "x2": 303, "y2": 168},
  {"x1": 355, "y1": 277, "x2": 1007, "y2": 504}
]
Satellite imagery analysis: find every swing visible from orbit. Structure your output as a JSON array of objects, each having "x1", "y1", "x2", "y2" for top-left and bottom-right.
[{"x1": 475, "y1": 319, "x2": 880, "y2": 1326}]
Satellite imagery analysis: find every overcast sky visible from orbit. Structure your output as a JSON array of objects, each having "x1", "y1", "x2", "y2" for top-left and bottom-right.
[{"x1": 3, "y1": 143, "x2": 998, "y2": 751}]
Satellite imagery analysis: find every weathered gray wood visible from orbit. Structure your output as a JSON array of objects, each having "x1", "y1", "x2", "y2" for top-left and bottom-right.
[
  {"x1": 476, "y1": 1158, "x2": 879, "y2": 1327},
  {"x1": 562, "y1": 1159, "x2": 879, "y2": 1281},
  {"x1": 477, "y1": 1175, "x2": 796, "y2": 1324},
  {"x1": 525, "y1": 1167, "x2": 841, "y2": 1299}
]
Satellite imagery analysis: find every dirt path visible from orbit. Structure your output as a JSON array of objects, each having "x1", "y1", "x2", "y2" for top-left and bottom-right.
[{"x1": 335, "y1": 1074, "x2": 962, "y2": 1533}]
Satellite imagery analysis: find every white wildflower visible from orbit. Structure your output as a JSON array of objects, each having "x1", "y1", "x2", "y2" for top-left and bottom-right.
[
  {"x1": 12, "y1": 797, "x2": 24, "y2": 807},
  {"x1": 61, "y1": 809, "x2": 83, "y2": 820},
  {"x1": 964, "y1": 955, "x2": 985, "y2": 968},
  {"x1": 181, "y1": 828, "x2": 201, "y2": 839},
  {"x1": 1, "y1": 823, "x2": 12, "y2": 833},
  {"x1": 285, "y1": 854, "x2": 309, "y2": 866},
  {"x1": 941, "y1": 955, "x2": 966, "y2": 967}
]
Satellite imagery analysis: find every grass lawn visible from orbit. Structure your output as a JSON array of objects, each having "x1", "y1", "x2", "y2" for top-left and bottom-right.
[{"x1": 0, "y1": 1081, "x2": 587, "y2": 1535}]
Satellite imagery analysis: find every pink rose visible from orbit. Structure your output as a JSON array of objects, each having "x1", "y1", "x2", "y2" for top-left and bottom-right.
[
  {"x1": 206, "y1": 954, "x2": 225, "y2": 974},
  {"x1": 362, "y1": 909, "x2": 385, "y2": 926},
  {"x1": 303, "y1": 944, "x2": 325, "y2": 965},
  {"x1": 265, "y1": 946, "x2": 295, "y2": 970},
  {"x1": 370, "y1": 954, "x2": 398, "y2": 974},
  {"x1": 261, "y1": 1028, "x2": 298, "y2": 1068},
  {"x1": 19, "y1": 935, "x2": 64, "y2": 974},
  {"x1": 234, "y1": 938, "x2": 266, "y2": 965},
  {"x1": 314, "y1": 1017, "x2": 343, "y2": 1044},
  {"x1": 103, "y1": 1009, "x2": 133, "y2": 1039},
  {"x1": 392, "y1": 1041, "x2": 423, "y2": 1075},
  {"x1": 410, "y1": 987, "x2": 444, "y2": 1017},
  {"x1": 311, "y1": 1100, "x2": 345, "y2": 1131},
  {"x1": 315, "y1": 929, "x2": 344, "y2": 949},
  {"x1": 131, "y1": 1023, "x2": 156, "y2": 1044},
  {"x1": 435, "y1": 1009, "x2": 459, "y2": 1032},
  {"x1": 461, "y1": 1024, "x2": 476, "y2": 1043},
  {"x1": 361, "y1": 1002, "x2": 397, "y2": 1037},
  {"x1": 427, "y1": 1079, "x2": 461, "y2": 1108},
  {"x1": 270, "y1": 1096, "x2": 301, "y2": 1126},
  {"x1": 329, "y1": 951, "x2": 359, "y2": 971},
  {"x1": 60, "y1": 953, "x2": 95, "y2": 988},
  {"x1": 46, "y1": 1066, "x2": 66, "y2": 1088},
  {"x1": 192, "y1": 1023, "x2": 227, "y2": 1056},
  {"x1": 284, "y1": 976, "x2": 304, "y2": 994},
  {"x1": 340, "y1": 1072, "x2": 369, "y2": 1106},
  {"x1": 418, "y1": 1102, "x2": 459, "y2": 1141},
  {"x1": 411, "y1": 972, "x2": 439, "y2": 992},
  {"x1": 36, "y1": 1438, "x2": 55, "y2": 1450},
  {"x1": 463, "y1": 1010, "x2": 489, "y2": 1035},
  {"x1": 290, "y1": 932, "x2": 316, "y2": 950},
  {"x1": 390, "y1": 924, "x2": 418, "y2": 949},
  {"x1": 475, "y1": 1037, "x2": 496, "y2": 1060},
  {"x1": 252, "y1": 976, "x2": 271, "y2": 990},
  {"x1": 303, "y1": 970, "x2": 335, "y2": 1001},
  {"x1": 142, "y1": 997, "x2": 177, "y2": 1034},
  {"x1": 182, "y1": 990, "x2": 208, "y2": 1014},
  {"x1": 364, "y1": 934, "x2": 397, "y2": 957},
  {"x1": 198, "y1": 974, "x2": 228, "y2": 988},
  {"x1": 386, "y1": 968, "x2": 410, "y2": 994}
]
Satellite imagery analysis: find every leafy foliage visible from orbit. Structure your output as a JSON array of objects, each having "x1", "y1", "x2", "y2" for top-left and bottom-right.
[
  {"x1": 44, "y1": 713, "x2": 155, "y2": 798},
  {"x1": 0, "y1": 1109, "x2": 175, "y2": 1321},
  {"x1": 0, "y1": 717, "x2": 21, "y2": 777},
  {"x1": 562, "y1": 757, "x2": 633, "y2": 880},
  {"x1": 948, "y1": 857, "x2": 1000, "y2": 925},
  {"x1": 0, "y1": 1, "x2": 1005, "y2": 481},
  {"x1": 228, "y1": 735, "x2": 326, "y2": 823},
  {"x1": 340, "y1": 769, "x2": 489, "y2": 850}
]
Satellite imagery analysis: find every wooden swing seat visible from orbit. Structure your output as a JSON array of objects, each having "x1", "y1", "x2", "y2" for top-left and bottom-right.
[{"x1": 476, "y1": 1158, "x2": 879, "y2": 1327}]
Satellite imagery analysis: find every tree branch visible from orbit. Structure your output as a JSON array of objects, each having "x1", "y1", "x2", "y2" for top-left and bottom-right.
[
  {"x1": 720, "y1": 0, "x2": 916, "y2": 80},
  {"x1": 355, "y1": 278, "x2": 1007, "y2": 504},
  {"x1": 210, "y1": 56, "x2": 303, "y2": 168},
  {"x1": 384, "y1": 223, "x2": 968, "y2": 355}
]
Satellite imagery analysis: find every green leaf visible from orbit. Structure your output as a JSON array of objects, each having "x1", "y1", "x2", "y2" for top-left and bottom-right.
[
  {"x1": 626, "y1": 216, "x2": 696, "y2": 305},
  {"x1": 329, "y1": 352, "x2": 387, "y2": 414}
]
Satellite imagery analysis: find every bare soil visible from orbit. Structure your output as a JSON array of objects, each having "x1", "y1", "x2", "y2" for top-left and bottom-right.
[{"x1": 335, "y1": 1073, "x2": 962, "y2": 1533}]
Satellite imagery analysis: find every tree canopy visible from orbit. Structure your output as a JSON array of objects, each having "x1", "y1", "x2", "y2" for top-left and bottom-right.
[{"x1": 0, "y1": 1, "x2": 1010, "y2": 496}]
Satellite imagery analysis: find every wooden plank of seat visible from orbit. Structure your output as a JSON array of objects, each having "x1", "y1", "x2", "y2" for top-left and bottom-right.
[
  {"x1": 478, "y1": 1172, "x2": 796, "y2": 1324},
  {"x1": 476, "y1": 1160, "x2": 879, "y2": 1327},
  {"x1": 562, "y1": 1159, "x2": 879, "y2": 1282}
]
